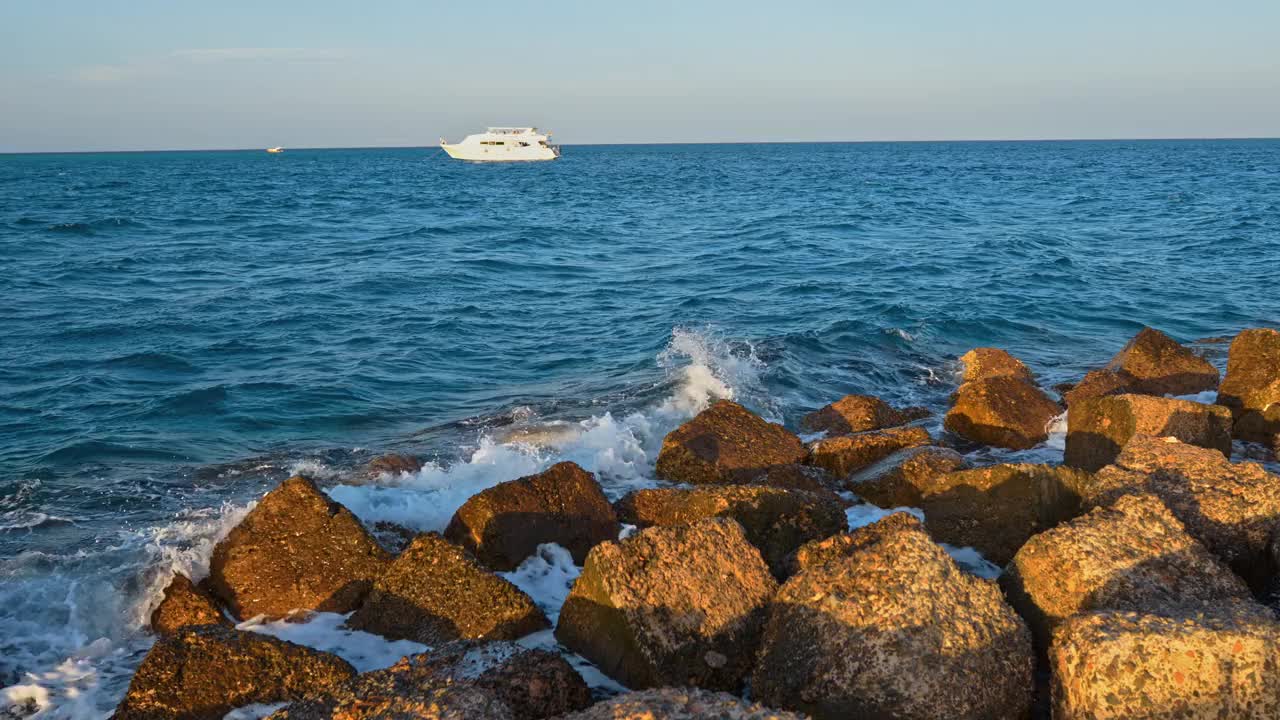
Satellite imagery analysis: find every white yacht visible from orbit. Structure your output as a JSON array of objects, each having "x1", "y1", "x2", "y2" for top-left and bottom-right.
[{"x1": 440, "y1": 127, "x2": 560, "y2": 162}]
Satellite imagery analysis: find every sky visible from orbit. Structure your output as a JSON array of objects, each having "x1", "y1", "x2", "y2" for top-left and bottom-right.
[{"x1": 2, "y1": 0, "x2": 1278, "y2": 152}]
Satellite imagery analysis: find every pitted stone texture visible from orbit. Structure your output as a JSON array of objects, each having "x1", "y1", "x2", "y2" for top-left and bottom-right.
[
  {"x1": 799, "y1": 394, "x2": 911, "y2": 435},
  {"x1": 1063, "y1": 394, "x2": 1232, "y2": 471},
  {"x1": 958, "y1": 347, "x2": 1036, "y2": 384},
  {"x1": 555, "y1": 517, "x2": 777, "y2": 691},
  {"x1": 753, "y1": 512, "x2": 1034, "y2": 720},
  {"x1": 270, "y1": 684, "x2": 513, "y2": 720},
  {"x1": 846, "y1": 446, "x2": 967, "y2": 508},
  {"x1": 555, "y1": 688, "x2": 808, "y2": 720},
  {"x1": 945, "y1": 375, "x2": 1061, "y2": 450},
  {"x1": 1103, "y1": 326, "x2": 1220, "y2": 397},
  {"x1": 1062, "y1": 369, "x2": 1133, "y2": 407},
  {"x1": 805, "y1": 426, "x2": 932, "y2": 480},
  {"x1": 150, "y1": 573, "x2": 229, "y2": 635},
  {"x1": 655, "y1": 400, "x2": 807, "y2": 485},
  {"x1": 1218, "y1": 328, "x2": 1280, "y2": 444}
]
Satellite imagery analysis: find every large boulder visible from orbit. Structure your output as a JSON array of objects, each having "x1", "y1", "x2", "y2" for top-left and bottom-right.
[
  {"x1": 1086, "y1": 435, "x2": 1280, "y2": 590},
  {"x1": 655, "y1": 400, "x2": 807, "y2": 485},
  {"x1": 150, "y1": 573, "x2": 228, "y2": 635},
  {"x1": 267, "y1": 641, "x2": 589, "y2": 720},
  {"x1": 1061, "y1": 368, "x2": 1132, "y2": 407},
  {"x1": 207, "y1": 476, "x2": 391, "y2": 620},
  {"x1": 805, "y1": 426, "x2": 932, "y2": 480},
  {"x1": 114, "y1": 624, "x2": 355, "y2": 720},
  {"x1": 1063, "y1": 394, "x2": 1232, "y2": 471},
  {"x1": 614, "y1": 484, "x2": 846, "y2": 579},
  {"x1": 752, "y1": 512, "x2": 1034, "y2": 720},
  {"x1": 911, "y1": 463, "x2": 1093, "y2": 566},
  {"x1": 444, "y1": 461, "x2": 620, "y2": 571},
  {"x1": 1002, "y1": 493, "x2": 1253, "y2": 650},
  {"x1": 346, "y1": 533, "x2": 548, "y2": 644},
  {"x1": 555, "y1": 517, "x2": 777, "y2": 691},
  {"x1": 845, "y1": 446, "x2": 967, "y2": 507},
  {"x1": 744, "y1": 463, "x2": 845, "y2": 503},
  {"x1": 1217, "y1": 328, "x2": 1280, "y2": 444},
  {"x1": 799, "y1": 394, "x2": 912, "y2": 435},
  {"x1": 270, "y1": 684, "x2": 511, "y2": 720},
  {"x1": 958, "y1": 347, "x2": 1036, "y2": 384},
  {"x1": 555, "y1": 688, "x2": 807, "y2": 720},
  {"x1": 945, "y1": 375, "x2": 1062, "y2": 450},
  {"x1": 1102, "y1": 326, "x2": 1220, "y2": 397},
  {"x1": 1051, "y1": 607, "x2": 1280, "y2": 720}
]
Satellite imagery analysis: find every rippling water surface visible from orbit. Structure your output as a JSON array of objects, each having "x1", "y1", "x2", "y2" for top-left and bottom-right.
[{"x1": 2, "y1": 140, "x2": 1278, "y2": 715}]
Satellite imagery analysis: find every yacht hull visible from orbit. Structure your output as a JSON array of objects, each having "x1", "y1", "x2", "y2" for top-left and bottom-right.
[{"x1": 441, "y1": 144, "x2": 559, "y2": 162}]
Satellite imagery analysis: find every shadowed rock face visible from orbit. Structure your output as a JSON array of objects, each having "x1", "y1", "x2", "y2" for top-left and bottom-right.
[
  {"x1": 753, "y1": 512, "x2": 1034, "y2": 720},
  {"x1": 267, "y1": 641, "x2": 589, "y2": 720},
  {"x1": 555, "y1": 517, "x2": 777, "y2": 692},
  {"x1": 798, "y1": 394, "x2": 911, "y2": 435},
  {"x1": 206, "y1": 476, "x2": 391, "y2": 620},
  {"x1": 346, "y1": 533, "x2": 548, "y2": 645},
  {"x1": 742, "y1": 463, "x2": 845, "y2": 504},
  {"x1": 614, "y1": 484, "x2": 846, "y2": 580},
  {"x1": 114, "y1": 624, "x2": 355, "y2": 720},
  {"x1": 1001, "y1": 493, "x2": 1253, "y2": 651},
  {"x1": 846, "y1": 446, "x2": 967, "y2": 507},
  {"x1": 1051, "y1": 607, "x2": 1280, "y2": 720},
  {"x1": 1218, "y1": 328, "x2": 1280, "y2": 444},
  {"x1": 150, "y1": 574, "x2": 228, "y2": 635},
  {"x1": 1086, "y1": 436, "x2": 1280, "y2": 591},
  {"x1": 1103, "y1": 327, "x2": 1220, "y2": 397},
  {"x1": 805, "y1": 426, "x2": 932, "y2": 479},
  {"x1": 945, "y1": 375, "x2": 1061, "y2": 450},
  {"x1": 1063, "y1": 394, "x2": 1233, "y2": 471},
  {"x1": 958, "y1": 347, "x2": 1036, "y2": 384},
  {"x1": 1062, "y1": 368, "x2": 1132, "y2": 407},
  {"x1": 365, "y1": 453, "x2": 424, "y2": 477},
  {"x1": 555, "y1": 688, "x2": 808, "y2": 720},
  {"x1": 786, "y1": 511, "x2": 923, "y2": 575},
  {"x1": 655, "y1": 400, "x2": 807, "y2": 485},
  {"x1": 444, "y1": 461, "x2": 620, "y2": 571}
]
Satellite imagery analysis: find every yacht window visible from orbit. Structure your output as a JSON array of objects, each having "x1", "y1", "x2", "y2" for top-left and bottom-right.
[
  {"x1": 539, "y1": 141, "x2": 548, "y2": 147},
  {"x1": 519, "y1": 142, "x2": 530, "y2": 147}
]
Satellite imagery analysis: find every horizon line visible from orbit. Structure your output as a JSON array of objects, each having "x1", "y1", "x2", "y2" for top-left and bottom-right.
[{"x1": 3, "y1": 135, "x2": 1278, "y2": 156}]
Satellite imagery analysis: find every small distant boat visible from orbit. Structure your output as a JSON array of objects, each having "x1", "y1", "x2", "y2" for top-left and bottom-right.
[
  {"x1": 266, "y1": 147, "x2": 285, "y2": 154},
  {"x1": 440, "y1": 128, "x2": 559, "y2": 162}
]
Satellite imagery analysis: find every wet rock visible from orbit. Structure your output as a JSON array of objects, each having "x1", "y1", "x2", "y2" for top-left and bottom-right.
[
  {"x1": 945, "y1": 375, "x2": 1062, "y2": 450},
  {"x1": 742, "y1": 463, "x2": 845, "y2": 503},
  {"x1": 114, "y1": 624, "x2": 355, "y2": 720},
  {"x1": 798, "y1": 394, "x2": 911, "y2": 435},
  {"x1": 370, "y1": 521, "x2": 418, "y2": 555},
  {"x1": 958, "y1": 347, "x2": 1036, "y2": 384},
  {"x1": 1217, "y1": 328, "x2": 1280, "y2": 443},
  {"x1": 346, "y1": 532, "x2": 548, "y2": 644},
  {"x1": 1086, "y1": 435, "x2": 1280, "y2": 590},
  {"x1": 445, "y1": 461, "x2": 620, "y2": 570},
  {"x1": 908, "y1": 463, "x2": 1093, "y2": 566},
  {"x1": 555, "y1": 688, "x2": 807, "y2": 720},
  {"x1": 150, "y1": 573, "x2": 229, "y2": 635},
  {"x1": 555, "y1": 517, "x2": 777, "y2": 691},
  {"x1": 269, "y1": 641, "x2": 588, "y2": 720},
  {"x1": 753, "y1": 512, "x2": 1034, "y2": 720},
  {"x1": 1103, "y1": 326, "x2": 1220, "y2": 397},
  {"x1": 1063, "y1": 394, "x2": 1232, "y2": 471},
  {"x1": 786, "y1": 510, "x2": 923, "y2": 575},
  {"x1": 1051, "y1": 607, "x2": 1280, "y2": 720},
  {"x1": 655, "y1": 400, "x2": 807, "y2": 485},
  {"x1": 1061, "y1": 368, "x2": 1132, "y2": 407},
  {"x1": 269, "y1": 684, "x2": 511, "y2": 720},
  {"x1": 614, "y1": 484, "x2": 846, "y2": 579},
  {"x1": 365, "y1": 453, "x2": 424, "y2": 477},
  {"x1": 207, "y1": 476, "x2": 391, "y2": 620},
  {"x1": 1002, "y1": 493, "x2": 1253, "y2": 650},
  {"x1": 805, "y1": 425, "x2": 932, "y2": 479},
  {"x1": 846, "y1": 445, "x2": 967, "y2": 507}
]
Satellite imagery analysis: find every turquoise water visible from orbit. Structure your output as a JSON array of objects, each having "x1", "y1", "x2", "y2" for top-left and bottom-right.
[{"x1": 2, "y1": 140, "x2": 1278, "y2": 713}]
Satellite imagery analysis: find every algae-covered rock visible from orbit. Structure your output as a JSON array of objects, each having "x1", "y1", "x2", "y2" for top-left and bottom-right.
[
  {"x1": 945, "y1": 375, "x2": 1061, "y2": 450},
  {"x1": 149, "y1": 573, "x2": 228, "y2": 635},
  {"x1": 555, "y1": 517, "x2": 777, "y2": 691},
  {"x1": 1218, "y1": 328, "x2": 1280, "y2": 444},
  {"x1": 958, "y1": 347, "x2": 1036, "y2": 384},
  {"x1": 1063, "y1": 394, "x2": 1232, "y2": 471},
  {"x1": 655, "y1": 400, "x2": 807, "y2": 485},
  {"x1": 798, "y1": 394, "x2": 912, "y2": 435},
  {"x1": 805, "y1": 426, "x2": 932, "y2": 479},
  {"x1": 555, "y1": 688, "x2": 808, "y2": 720},
  {"x1": 1103, "y1": 326, "x2": 1220, "y2": 397},
  {"x1": 846, "y1": 445, "x2": 967, "y2": 507}
]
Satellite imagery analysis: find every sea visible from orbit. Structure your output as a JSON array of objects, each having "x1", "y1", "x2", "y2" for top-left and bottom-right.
[{"x1": 2, "y1": 139, "x2": 1278, "y2": 717}]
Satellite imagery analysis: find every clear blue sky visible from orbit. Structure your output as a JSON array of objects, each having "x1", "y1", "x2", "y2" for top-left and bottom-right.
[{"x1": 2, "y1": 0, "x2": 1278, "y2": 151}]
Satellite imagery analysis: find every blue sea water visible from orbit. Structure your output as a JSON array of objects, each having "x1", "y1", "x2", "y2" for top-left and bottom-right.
[{"x1": 1, "y1": 140, "x2": 1278, "y2": 715}]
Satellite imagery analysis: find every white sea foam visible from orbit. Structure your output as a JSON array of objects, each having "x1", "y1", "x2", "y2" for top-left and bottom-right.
[
  {"x1": 498, "y1": 544, "x2": 580, "y2": 625},
  {"x1": 239, "y1": 613, "x2": 428, "y2": 673},
  {"x1": 845, "y1": 503, "x2": 925, "y2": 529}
]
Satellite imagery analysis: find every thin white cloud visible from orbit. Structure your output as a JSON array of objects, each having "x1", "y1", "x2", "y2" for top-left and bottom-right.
[{"x1": 172, "y1": 48, "x2": 350, "y2": 63}]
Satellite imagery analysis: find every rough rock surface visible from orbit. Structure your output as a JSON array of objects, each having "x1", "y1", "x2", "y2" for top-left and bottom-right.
[
  {"x1": 959, "y1": 347, "x2": 1036, "y2": 384},
  {"x1": 743, "y1": 463, "x2": 844, "y2": 503},
  {"x1": 114, "y1": 624, "x2": 355, "y2": 720},
  {"x1": 614, "y1": 484, "x2": 846, "y2": 579},
  {"x1": 1086, "y1": 436, "x2": 1280, "y2": 589},
  {"x1": 269, "y1": 684, "x2": 512, "y2": 720},
  {"x1": 1217, "y1": 328, "x2": 1280, "y2": 444},
  {"x1": 268, "y1": 641, "x2": 588, "y2": 720},
  {"x1": 753, "y1": 512, "x2": 1034, "y2": 720},
  {"x1": 366, "y1": 453, "x2": 424, "y2": 477},
  {"x1": 150, "y1": 573, "x2": 229, "y2": 634},
  {"x1": 346, "y1": 532, "x2": 548, "y2": 644},
  {"x1": 1103, "y1": 326, "x2": 1220, "y2": 397},
  {"x1": 1002, "y1": 493, "x2": 1253, "y2": 649},
  {"x1": 555, "y1": 517, "x2": 778, "y2": 691},
  {"x1": 786, "y1": 511, "x2": 922, "y2": 575},
  {"x1": 845, "y1": 445, "x2": 967, "y2": 507},
  {"x1": 370, "y1": 521, "x2": 418, "y2": 555},
  {"x1": 798, "y1": 394, "x2": 911, "y2": 435},
  {"x1": 1051, "y1": 608, "x2": 1280, "y2": 720},
  {"x1": 555, "y1": 688, "x2": 807, "y2": 720},
  {"x1": 654, "y1": 400, "x2": 807, "y2": 485},
  {"x1": 945, "y1": 375, "x2": 1062, "y2": 450},
  {"x1": 207, "y1": 475, "x2": 391, "y2": 620},
  {"x1": 1063, "y1": 394, "x2": 1232, "y2": 471},
  {"x1": 445, "y1": 461, "x2": 620, "y2": 570},
  {"x1": 1062, "y1": 368, "x2": 1133, "y2": 407},
  {"x1": 912, "y1": 463, "x2": 1093, "y2": 566},
  {"x1": 805, "y1": 426, "x2": 932, "y2": 480}
]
